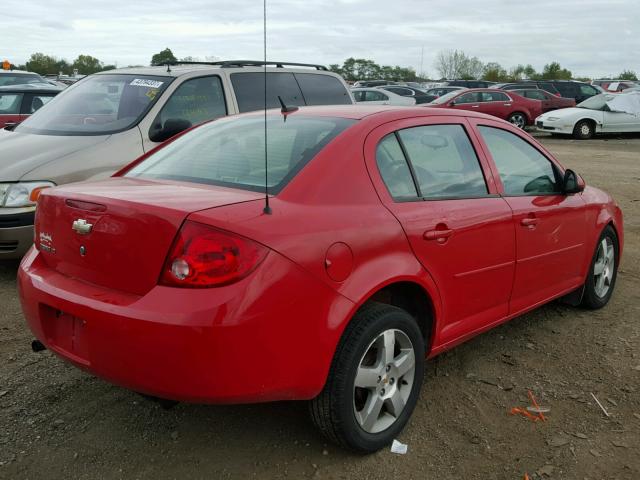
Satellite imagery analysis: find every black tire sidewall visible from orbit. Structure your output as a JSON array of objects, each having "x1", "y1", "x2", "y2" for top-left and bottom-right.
[
  {"x1": 582, "y1": 226, "x2": 619, "y2": 309},
  {"x1": 338, "y1": 307, "x2": 425, "y2": 452},
  {"x1": 508, "y1": 112, "x2": 526, "y2": 129}
]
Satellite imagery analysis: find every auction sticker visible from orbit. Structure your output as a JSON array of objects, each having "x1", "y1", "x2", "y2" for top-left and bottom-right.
[{"x1": 130, "y1": 79, "x2": 164, "y2": 88}]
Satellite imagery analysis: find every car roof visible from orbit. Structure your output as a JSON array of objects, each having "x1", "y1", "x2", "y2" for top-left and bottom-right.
[
  {"x1": 237, "y1": 104, "x2": 505, "y2": 122},
  {"x1": 0, "y1": 84, "x2": 64, "y2": 93},
  {"x1": 96, "y1": 61, "x2": 336, "y2": 78},
  {"x1": 0, "y1": 70, "x2": 40, "y2": 75}
]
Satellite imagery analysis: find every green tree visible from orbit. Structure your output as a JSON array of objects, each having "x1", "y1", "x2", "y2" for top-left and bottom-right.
[
  {"x1": 25, "y1": 53, "x2": 60, "y2": 75},
  {"x1": 151, "y1": 48, "x2": 177, "y2": 66},
  {"x1": 482, "y1": 62, "x2": 508, "y2": 82},
  {"x1": 541, "y1": 61, "x2": 572, "y2": 80},
  {"x1": 72, "y1": 55, "x2": 103, "y2": 75},
  {"x1": 618, "y1": 69, "x2": 638, "y2": 81}
]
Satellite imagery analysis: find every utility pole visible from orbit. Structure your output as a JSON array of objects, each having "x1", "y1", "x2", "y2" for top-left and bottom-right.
[{"x1": 420, "y1": 45, "x2": 424, "y2": 79}]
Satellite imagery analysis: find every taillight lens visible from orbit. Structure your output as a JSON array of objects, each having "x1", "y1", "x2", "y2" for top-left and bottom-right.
[{"x1": 160, "y1": 221, "x2": 268, "y2": 288}]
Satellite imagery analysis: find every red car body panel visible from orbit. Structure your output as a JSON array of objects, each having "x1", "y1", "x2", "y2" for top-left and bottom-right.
[
  {"x1": 427, "y1": 88, "x2": 543, "y2": 125},
  {"x1": 509, "y1": 90, "x2": 576, "y2": 113},
  {"x1": 18, "y1": 106, "x2": 624, "y2": 403},
  {"x1": 0, "y1": 113, "x2": 25, "y2": 129}
]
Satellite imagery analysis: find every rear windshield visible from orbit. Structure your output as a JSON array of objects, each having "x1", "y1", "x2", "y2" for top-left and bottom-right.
[
  {"x1": 0, "y1": 72, "x2": 44, "y2": 86},
  {"x1": 15, "y1": 74, "x2": 172, "y2": 136},
  {"x1": 126, "y1": 114, "x2": 355, "y2": 194}
]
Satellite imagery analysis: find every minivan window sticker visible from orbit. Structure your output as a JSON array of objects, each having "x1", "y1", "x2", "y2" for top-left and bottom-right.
[{"x1": 130, "y1": 79, "x2": 164, "y2": 88}]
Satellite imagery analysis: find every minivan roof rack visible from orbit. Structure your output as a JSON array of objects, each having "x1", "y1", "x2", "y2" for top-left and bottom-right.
[{"x1": 156, "y1": 60, "x2": 328, "y2": 71}]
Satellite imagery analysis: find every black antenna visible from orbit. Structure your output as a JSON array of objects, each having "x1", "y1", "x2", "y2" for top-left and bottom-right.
[
  {"x1": 262, "y1": 0, "x2": 272, "y2": 215},
  {"x1": 278, "y1": 95, "x2": 299, "y2": 114}
]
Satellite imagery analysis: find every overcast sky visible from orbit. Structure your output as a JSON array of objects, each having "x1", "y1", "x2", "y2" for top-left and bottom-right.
[{"x1": 3, "y1": 0, "x2": 638, "y2": 78}]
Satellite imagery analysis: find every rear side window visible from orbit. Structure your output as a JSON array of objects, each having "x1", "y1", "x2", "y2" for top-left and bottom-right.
[
  {"x1": 294, "y1": 73, "x2": 351, "y2": 105},
  {"x1": 154, "y1": 76, "x2": 227, "y2": 128},
  {"x1": 231, "y1": 72, "x2": 304, "y2": 113},
  {"x1": 478, "y1": 126, "x2": 560, "y2": 195},
  {"x1": 0, "y1": 93, "x2": 23, "y2": 114},
  {"x1": 376, "y1": 134, "x2": 418, "y2": 200},
  {"x1": 481, "y1": 92, "x2": 509, "y2": 102},
  {"x1": 365, "y1": 91, "x2": 388, "y2": 101},
  {"x1": 397, "y1": 124, "x2": 488, "y2": 199},
  {"x1": 127, "y1": 115, "x2": 355, "y2": 194}
]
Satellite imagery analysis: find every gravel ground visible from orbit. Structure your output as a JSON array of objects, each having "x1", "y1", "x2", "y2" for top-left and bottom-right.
[{"x1": 1, "y1": 134, "x2": 639, "y2": 480}]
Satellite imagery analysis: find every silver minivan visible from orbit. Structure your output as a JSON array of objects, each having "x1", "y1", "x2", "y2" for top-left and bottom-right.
[{"x1": 0, "y1": 61, "x2": 354, "y2": 258}]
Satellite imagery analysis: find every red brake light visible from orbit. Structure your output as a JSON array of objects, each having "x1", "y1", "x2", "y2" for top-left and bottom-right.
[{"x1": 160, "y1": 221, "x2": 268, "y2": 288}]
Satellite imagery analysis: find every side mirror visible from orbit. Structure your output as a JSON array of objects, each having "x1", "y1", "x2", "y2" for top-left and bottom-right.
[
  {"x1": 449, "y1": 101, "x2": 456, "y2": 107},
  {"x1": 563, "y1": 169, "x2": 585, "y2": 194},
  {"x1": 149, "y1": 118, "x2": 192, "y2": 143}
]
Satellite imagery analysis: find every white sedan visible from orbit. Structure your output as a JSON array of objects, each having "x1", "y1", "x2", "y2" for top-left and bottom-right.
[
  {"x1": 351, "y1": 87, "x2": 416, "y2": 106},
  {"x1": 536, "y1": 92, "x2": 640, "y2": 139}
]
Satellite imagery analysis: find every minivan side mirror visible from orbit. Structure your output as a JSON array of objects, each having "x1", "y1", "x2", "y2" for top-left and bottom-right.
[
  {"x1": 149, "y1": 118, "x2": 192, "y2": 143},
  {"x1": 563, "y1": 169, "x2": 585, "y2": 194}
]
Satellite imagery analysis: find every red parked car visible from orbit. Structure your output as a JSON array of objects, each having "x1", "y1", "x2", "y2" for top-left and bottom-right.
[
  {"x1": 427, "y1": 88, "x2": 543, "y2": 129},
  {"x1": 18, "y1": 105, "x2": 623, "y2": 452},
  {"x1": 0, "y1": 84, "x2": 63, "y2": 129},
  {"x1": 510, "y1": 88, "x2": 576, "y2": 113}
]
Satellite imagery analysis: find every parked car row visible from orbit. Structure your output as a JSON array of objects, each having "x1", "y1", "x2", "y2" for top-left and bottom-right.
[{"x1": 0, "y1": 84, "x2": 64, "y2": 129}]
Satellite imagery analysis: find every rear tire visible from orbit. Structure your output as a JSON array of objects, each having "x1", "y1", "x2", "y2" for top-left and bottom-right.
[
  {"x1": 573, "y1": 120, "x2": 595, "y2": 140},
  {"x1": 581, "y1": 225, "x2": 618, "y2": 309},
  {"x1": 309, "y1": 303, "x2": 424, "y2": 453},
  {"x1": 507, "y1": 112, "x2": 527, "y2": 129}
]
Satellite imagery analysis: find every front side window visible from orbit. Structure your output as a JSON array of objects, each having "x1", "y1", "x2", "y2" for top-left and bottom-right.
[
  {"x1": 397, "y1": 124, "x2": 488, "y2": 199},
  {"x1": 365, "y1": 91, "x2": 388, "y2": 102},
  {"x1": 295, "y1": 73, "x2": 351, "y2": 105},
  {"x1": 0, "y1": 93, "x2": 23, "y2": 114},
  {"x1": 15, "y1": 74, "x2": 171, "y2": 136},
  {"x1": 153, "y1": 76, "x2": 226, "y2": 130},
  {"x1": 478, "y1": 126, "x2": 560, "y2": 195},
  {"x1": 580, "y1": 84, "x2": 597, "y2": 96},
  {"x1": 127, "y1": 115, "x2": 355, "y2": 194},
  {"x1": 455, "y1": 92, "x2": 479, "y2": 104},
  {"x1": 376, "y1": 134, "x2": 418, "y2": 200}
]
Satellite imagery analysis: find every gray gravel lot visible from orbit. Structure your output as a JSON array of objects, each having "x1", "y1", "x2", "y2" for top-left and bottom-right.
[{"x1": 1, "y1": 134, "x2": 639, "y2": 480}]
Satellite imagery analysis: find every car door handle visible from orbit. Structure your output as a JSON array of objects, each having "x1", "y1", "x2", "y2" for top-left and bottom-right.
[
  {"x1": 424, "y1": 228, "x2": 453, "y2": 242},
  {"x1": 503, "y1": 103, "x2": 512, "y2": 106},
  {"x1": 520, "y1": 217, "x2": 539, "y2": 227},
  {"x1": 471, "y1": 105, "x2": 479, "y2": 108}
]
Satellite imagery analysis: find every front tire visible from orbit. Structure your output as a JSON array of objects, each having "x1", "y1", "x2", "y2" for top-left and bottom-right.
[
  {"x1": 582, "y1": 225, "x2": 619, "y2": 309},
  {"x1": 309, "y1": 303, "x2": 425, "y2": 453},
  {"x1": 573, "y1": 120, "x2": 595, "y2": 140}
]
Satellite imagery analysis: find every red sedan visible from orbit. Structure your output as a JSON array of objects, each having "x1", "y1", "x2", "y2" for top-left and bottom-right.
[
  {"x1": 509, "y1": 88, "x2": 576, "y2": 113},
  {"x1": 19, "y1": 105, "x2": 623, "y2": 453},
  {"x1": 427, "y1": 88, "x2": 543, "y2": 128}
]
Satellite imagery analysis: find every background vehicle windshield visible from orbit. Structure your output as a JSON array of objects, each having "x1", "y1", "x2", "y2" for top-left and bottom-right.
[
  {"x1": 429, "y1": 91, "x2": 460, "y2": 105},
  {"x1": 126, "y1": 114, "x2": 355, "y2": 194},
  {"x1": 0, "y1": 72, "x2": 44, "y2": 86},
  {"x1": 15, "y1": 74, "x2": 171, "y2": 135},
  {"x1": 577, "y1": 93, "x2": 614, "y2": 110}
]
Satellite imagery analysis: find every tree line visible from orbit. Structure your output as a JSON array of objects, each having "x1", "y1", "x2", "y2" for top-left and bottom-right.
[
  {"x1": 11, "y1": 49, "x2": 638, "y2": 83},
  {"x1": 331, "y1": 52, "x2": 638, "y2": 83}
]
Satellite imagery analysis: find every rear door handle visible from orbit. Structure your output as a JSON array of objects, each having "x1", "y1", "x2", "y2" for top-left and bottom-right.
[
  {"x1": 471, "y1": 105, "x2": 479, "y2": 108},
  {"x1": 424, "y1": 228, "x2": 453, "y2": 242},
  {"x1": 520, "y1": 217, "x2": 539, "y2": 227},
  {"x1": 503, "y1": 103, "x2": 512, "y2": 106}
]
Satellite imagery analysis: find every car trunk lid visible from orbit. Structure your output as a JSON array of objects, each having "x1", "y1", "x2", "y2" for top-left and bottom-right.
[{"x1": 35, "y1": 177, "x2": 263, "y2": 295}]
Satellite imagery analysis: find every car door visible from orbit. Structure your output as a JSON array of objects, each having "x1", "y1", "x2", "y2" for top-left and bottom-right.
[
  {"x1": 450, "y1": 92, "x2": 481, "y2": 112},
  {"x1": 478, "y1": 91, "x2": 512, "y2": 120},
  {"x1": 601, "y1": 110, "x2": 639, "y2": 132},
  {"x1": 0, "y1": 92, "x2": 23, "y2": 128},
  {"x1": 524, "y1": 90, "x2": 552, "y2": 111},
  {"x1": 365, "y1": 116, "x2": 516, "y2": 346},
  {"x1": 473, "y1": 120, "x2": 587, "y2": 314}
]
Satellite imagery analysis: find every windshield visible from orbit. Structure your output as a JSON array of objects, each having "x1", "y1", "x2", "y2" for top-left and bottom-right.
[
  {"x1": 429, "y1": 91, "x2": 460, "y2": 104},
  {"x1": 126, "y1": 114, "x2": 355, "y2": 194},
  {"x1": 15, "y1": 74, "x2": 172, "y2": 136},
  {"x1": 577, "y1": 93, "x2": 614, "y2": 110},
  {"x1": 0, "y1": 72, "x2": 44, "y2": 86}
]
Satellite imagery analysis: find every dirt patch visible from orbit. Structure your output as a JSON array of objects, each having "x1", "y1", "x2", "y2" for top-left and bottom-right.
[{"x1": 1, "y1": 135, "x2": 639, "y2": 479}]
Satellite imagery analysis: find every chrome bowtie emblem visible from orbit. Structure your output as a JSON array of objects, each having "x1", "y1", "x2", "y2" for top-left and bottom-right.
[{"x1": 72, "y1": 219, "x2": 93, "y2": 235}]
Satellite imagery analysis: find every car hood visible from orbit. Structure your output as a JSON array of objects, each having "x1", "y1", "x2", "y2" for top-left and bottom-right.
[
  {"x1": 539, "y1": 107, "x2": 600, "y2": 120},
  {"x1": 0, "y1": 129, "x2": 109, "y2": 181}
]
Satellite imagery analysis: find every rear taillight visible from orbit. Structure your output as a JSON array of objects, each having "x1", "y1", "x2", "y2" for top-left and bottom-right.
[{"x1": 160, "y1": 221, "x2": 268, "y2": 288}]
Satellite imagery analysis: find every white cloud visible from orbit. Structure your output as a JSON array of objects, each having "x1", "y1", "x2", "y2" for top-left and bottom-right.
[{"x1": 1, "y1": 0, "x2": 638, "y2": 77}]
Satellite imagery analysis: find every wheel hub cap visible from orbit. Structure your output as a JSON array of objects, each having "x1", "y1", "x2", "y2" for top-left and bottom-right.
[
  {"x1": 353, "y1": 329, "x2": 416, "y2": 434},
  {"x1": 593, "y1": 237, "x2": 614, "y2": 298}
]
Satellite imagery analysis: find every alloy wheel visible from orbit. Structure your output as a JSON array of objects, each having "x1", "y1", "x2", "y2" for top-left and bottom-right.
[
  {"x1": 593, "y1": 237, "x2": 615, "y2": 298},
  {"x1": 353, "y1": 329, "x2": 416, "y2": 434},
  {"x1": 509, "y1": 114, "x2": 526, "y2": 129}
]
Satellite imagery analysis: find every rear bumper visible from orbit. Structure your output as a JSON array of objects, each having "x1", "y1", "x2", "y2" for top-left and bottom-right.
[
  {"x1": 18, "y1": 248, "x2": 354, "y2": 403},
  {"x1": 0, "y1": 210, "x2": 34, "y2": 259}
]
